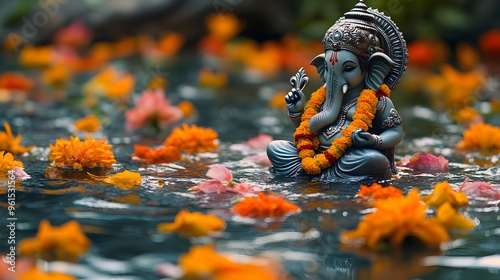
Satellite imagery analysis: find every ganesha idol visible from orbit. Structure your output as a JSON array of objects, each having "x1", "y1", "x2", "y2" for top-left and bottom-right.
[{"x1": 267, "y1": 1, "x2": 408, "y2": 182}]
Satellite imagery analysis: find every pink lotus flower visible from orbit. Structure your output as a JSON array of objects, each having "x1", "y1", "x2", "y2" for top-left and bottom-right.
[
  {"x1": 458, "y1": 178, "x2": 500, "y2": 200},
  {"x1": 53, "y1": 19, "x2": 93, "y2": 49},
  {"x1": 190, "y1": 164, "x2": 257, "y2": 194},
  {"x1": 125, "y1": 89, "x2": 183, "y2": 132},
  {"x1": 397, "y1": 152, "x2": 449, "y2": 173},
  {"x1": 230, "y1": 133, "x2": 273, "y2": 151}
]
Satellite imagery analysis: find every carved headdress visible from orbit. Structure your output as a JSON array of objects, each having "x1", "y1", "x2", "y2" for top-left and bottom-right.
[{"x1": 322, "y1": 0, "x2": 408, "y2": 89}]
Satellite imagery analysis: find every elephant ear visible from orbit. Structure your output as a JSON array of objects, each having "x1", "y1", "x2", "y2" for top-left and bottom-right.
[
  {"x1": 365, "y1": 52, "x2": 395, "y2": 91},
  {"x1": 310, "y1": 54, "x2": 326, "y2": 84}
]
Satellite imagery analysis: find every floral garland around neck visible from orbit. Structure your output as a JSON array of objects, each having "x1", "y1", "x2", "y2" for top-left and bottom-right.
[{"x1": 293, "y1": 84, "x2": 391, "y2": 175}]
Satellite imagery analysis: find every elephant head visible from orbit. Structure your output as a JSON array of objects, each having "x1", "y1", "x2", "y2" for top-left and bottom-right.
[{"x1": 307, "y1": 50, "x2": 394, "y2": 135}]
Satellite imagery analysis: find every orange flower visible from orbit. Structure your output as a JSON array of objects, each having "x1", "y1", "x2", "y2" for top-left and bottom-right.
[
  {"x1": 357, "y1": 182, "x2": 403, "y2": 202},
  {"x1": 436, "y1": 202, "x2": 475, "y2": 230},
  {"x1": 0, "y1": 151, "x2": 23, "y2": 177},
  {"x1": 82, "y1": 65, "x2": 135, "y2": 100},
  {"x1": 164, "y1": 124, "x2": 219, "y2": 153},
  {"x1": 456, "y1": 122, "x2": 500, "y2": 153},
  {"x1": 73, "y1": 115, "x2": 101, "y2": 133},
  {"x1": 177, "y1": 245, "x2": 282, "y2": 279},
  {"x1": 42, "y1": 64, "x2": 70, "y2": 87},
  {"x1": 407, "y1": 40, "x2": 435, "y2": 68},
  {"x1": 49, "y1": 136, "x2": 116, "y2": 170},
  {"x1": 456, "y1": 42, "x2": 480, "y2": 70},
  {"x1": 19, "y1": 45, "x2": 54, "y2": 68},
  {"x1": 131, "y1": 144, "x2": 180, "y2": 164},
  {"x1": 88, "y1": 170, "x2": 142, "y2": 190},
  {"x1": 452, "y1": 106, "x2": 483, "y2": 127},
  {"x1": 0, "y1": 72, "x2": 33, "y2": 91},
  {"x1": 147, "y1": 75, "x2": 167, "y2": 90},
  {"x1": 157, "y1": 209, "x2": 225, "y2": 238},
  {"x1": 177, "y1": 100, "x2": 196, "y2": 118},
  {"x1": 205, "y1": 13, "x2": 241, "y2": 41},
  {"x1": 18, "y1": 219, "x2": 91, "y2": 262},
  {"x1": 18, "y1": 268, "x2": 76, "y2": 280},
  {"x1": 156, "y1": 33, "x2": 185, "y2": 57},
  {"x1": 198, "y1": 67, "x2": 228, "y2": 88},
  {"x1": 479, "y1": 29, "x2": 500, "y2": 57},
  {"x1": 341, "y1": 189, "x2": 450, "y2": 250},
  {"x1": 421, "y1": 181, "x2": 469, "y2": 209},
  {"x1": 233, "y1": 192, "x2": 300, "y2": 218},
  {"x1": 0, "y1": 122, "x2": 34, "y2": 155}
]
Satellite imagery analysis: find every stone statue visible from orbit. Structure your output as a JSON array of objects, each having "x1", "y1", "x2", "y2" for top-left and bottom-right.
[{"x1": 267, "y1": 1, "x2": 408, "y2": 182}]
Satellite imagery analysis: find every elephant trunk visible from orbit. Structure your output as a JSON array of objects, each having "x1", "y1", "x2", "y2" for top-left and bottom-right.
[{"x1": 309, "y1": 69, "x2": 346, "y2": 135}]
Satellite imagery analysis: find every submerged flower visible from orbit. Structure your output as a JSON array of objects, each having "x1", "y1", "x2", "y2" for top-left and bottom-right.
[
  {"x1": 164, "y1": 124, "x2": 219, "y2": 153},
  {"x1": 340, "y1": 189, "x2": 449, "y2": 250},
  {"x1": 357, "y1": 182, "x2": 403, "y2": 202},
  {"x1": 49, "y1": 136, "x2": 116, "y2": 170},
  {"x1": 73, "y1": 115, "x2": 101, "y2": 133},
  {"x1": 0, "y1": 72, "x2": 33, "y2": 91},
  {"x1": 456, "y1": 122, "x2": 500, "y2": 153},
  {"x1": 397, "y1": 152, "x2": 449, "y2": 173},
  {"x1": 18, "y1": 219, "x2": 91, "y2": 262},
  {"x1": 458, "y1": 178, "x2": 500, "y2": 200},
  {"x1": 125, "y1": 89, "x2": 182, "y2": 132},
  {"x1": 0, "y1": 122, "x2": 34, "y2": 155},
  {"x1": 0, "y1": 151, "x2": 30, "y2": 180},
  {"x1": 421, "y1": 181, "x2": 469, "y2": 209},
  {"x1": 157, "y1": 209, "x2": 225, "y2": 238},
  {"x1": 18, "y1": 268, "x2": 76, "y2": 280},
  {"x1": 164, "y1": 245, "x2": 283, "y2": 279},
  {"x1": 190, "y1": 164, "x2": 257, "y2": 194},
  {"x1": 436, "y1": 202, "x2": 475, "y2": 230},
  {"x1": 233, "y1": 192, "x2": 301, "y2": 218},
  {"x1": 88, "y1": 170, "x2": 142, "y2": 190},
  {"x1": 132, "y1": 144, "x2": 181, "y2": 164}
]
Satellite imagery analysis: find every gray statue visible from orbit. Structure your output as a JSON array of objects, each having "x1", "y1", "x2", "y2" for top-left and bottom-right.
[{"x1": 267, "y1": 1, "x2": 408, "y2": 182}]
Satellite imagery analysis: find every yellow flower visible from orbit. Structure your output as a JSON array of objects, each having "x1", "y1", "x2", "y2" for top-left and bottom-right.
[
  {"x1": 341, "y1": 189, "x2": 450, "y2": 250},
  {"x1": 179, "y1": 245, "x2": 282, "y2": 279},
  {"x1": 18, "y1": 268, "x2": 76, "y2": 280},
  {"x1": 0, "y1": 151, "x2": 23, "y2": 177},
  {"x1": 49, "y1": 136, "x2": 116, "y2": 170},
  {"x1": 164, "y1": 124, "x2": 219, "y2": 153},
  {"x1": 357, "y1": 182, "x2": 403, "y2": 202},
  {"x1": 436, "y1": 202, "x2": 475, "y2": 230},
  {"x1": 157, "y1": 209, "x2": 225, "y2": 238},
  {"x1": 74, "y1": 115, "x2": 101, "y2": 133},
  {"x1": 0, "y1": 122, "x2": 34, "y2": 155},
  {"x1": 421, "y1": 181, "x2": 469, "y2": 209},
  {"x1": 18, "y1": 219, "x2": 91, "y2": 262},
  {"x1": 456, "y1": 122, "x2": 500, "y2": 154},
  {"x1": 88, "y1": 170, "x2": 142, "y2": 190}
]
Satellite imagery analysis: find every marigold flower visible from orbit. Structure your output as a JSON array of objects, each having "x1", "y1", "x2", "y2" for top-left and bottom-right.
[
  {"x1": 357, "y1": 182, "x2": 403, "y2": 202},
  {"x1": 176, "y1": 100, "x2": 196, "y2": 118},
  {"x1": 436, "y1": 202, "x2": 475, "y2": 230},
  {"x1": 206, "y1": 13, "x2": 241, "y2": 41},
  {"x1": 18, "y1": 268, "x2": 76, "y2": 280},
  {"x1": 452, "y1": 106, "x2": 483, "y2": 127},
  {"x1": 73, "y1": 115, "x2": 101, "y2": 133},
  {"x1": 132, "y1": 144, "x2": 181, "y2": 164},
  {"x1": 190, "y1": 164, "x2": 257, "y2": 194},
  {"x1": 18, "y1": 219, "x2": 91, "y2": 262},
  {"x1": 458, "y1": 178, "x2": 500, "y2": 200},
  {"x1": 164, "y1": 124, "x2": 219, "y2": 153},
  {"x1": 155, "y1": 33, "x2": 185, "y2": 57},
  {"x1": 456, "y1": 122, "x2": 500, "y2": 153},
  {"x1": 397, "y1": 152, "x2": 449, "y2": 173},
  {"x1": 0, "y1": 122, "x2": 34, "y2": 155},
  {"x1": 82, "y1": 65, "x2": 135, "y2": 100},
  {"x1": 88, "y1": 170, "x2": 142, "y2": 190},
  {"x1": 172, "y1": 245, "x2": 283, "y2": 279},
  {"x1": 125, "y1": 89, "x2": 183, "y2": 132},
  {"x1": 198, "y1": 67, "x2": 228, "y2": 88},
  {"x1": 233, "y1": 192, "x2": 300, "y2": 218},
  {"x1": 0, "y1": 72, "x2": 33, "y2": 91},
  {"x1": 157, "y1": 209, "x2": 225, "y2": 238},
  {"x1": 49, "y1": 136, "x2": 116, "y2": 170},
  {"x1": 421, "y1": 181, "x2": 469, "y2": 209},
  {"x1": 19, "y1": 45, "x2": 54, "y2": 68},
  {"x1": 0, "y1": 151, "x2": 30, "y2": 180},
  {"x1": 340, "y1": 189, "x2": 450, "y2": 250},
  {"x1": 42, "y1": 64, "x2": 70, "y2": 87}
]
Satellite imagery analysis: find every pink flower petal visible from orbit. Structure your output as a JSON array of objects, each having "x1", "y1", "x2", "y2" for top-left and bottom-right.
[
  {"x1": 246, "y1": 133, "x2": 273, "y2": 149},
  {"x1": 206, "y1": 164, "x2": 233, "y2": 183},
  {"x1": 243, "y1": 152, "x2": 272, "y2": 166},
  {"x1": 397, "y1": 152, "x2": 449, "y2": 173},
  {"x1": 13, "y1": 167, "x2": 30, "y2": 181},
  {"x1": 458, "y1": 178, "x2": 500, "y2": 200},
  {"x1": 229, "y1": 183, "x2": 258, "y2": 194},
  {"x1": 190, "y1": 180, "x2": 227, "y2": 194}
]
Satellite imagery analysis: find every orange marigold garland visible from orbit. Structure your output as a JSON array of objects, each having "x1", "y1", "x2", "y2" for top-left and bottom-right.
[{"x1": 294, "y1": 85, "x2": 390, "y2": 175}]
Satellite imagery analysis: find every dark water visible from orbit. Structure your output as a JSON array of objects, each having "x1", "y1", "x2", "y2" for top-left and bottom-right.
[{"x1": 1, "y1": 53, "x2": 499, "y2": 280}]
